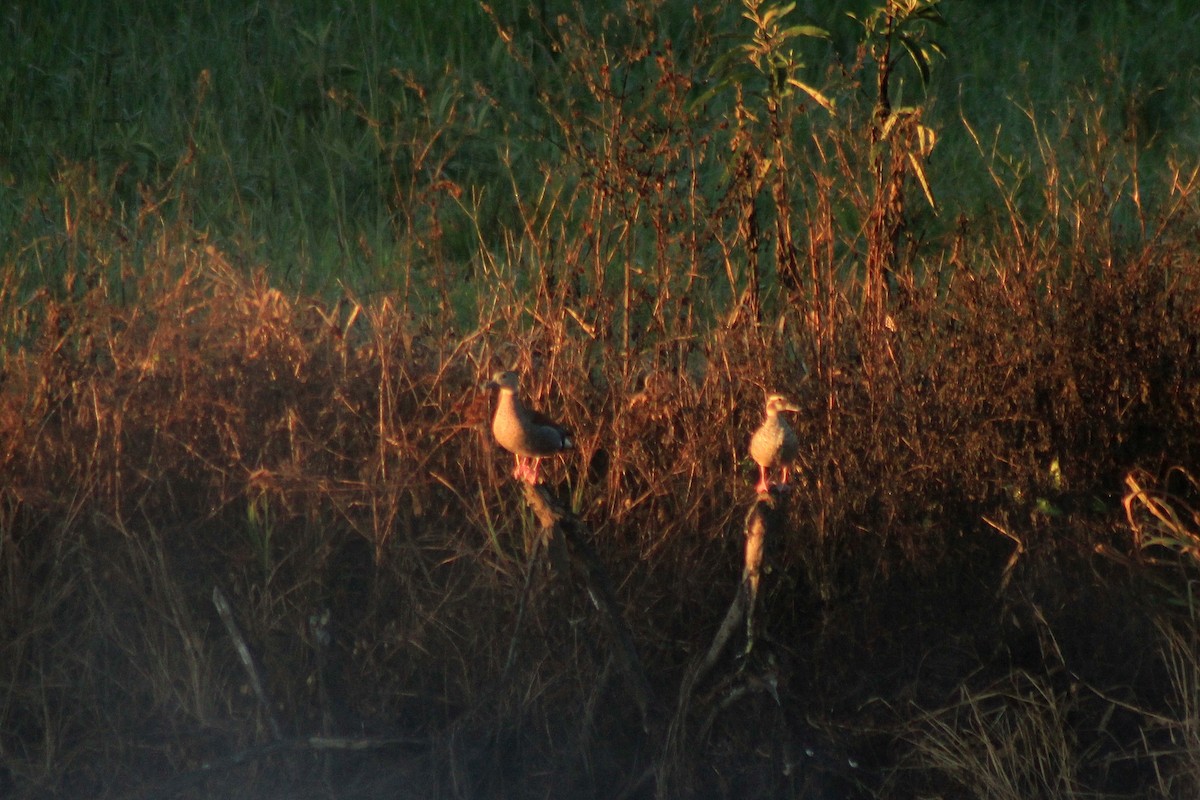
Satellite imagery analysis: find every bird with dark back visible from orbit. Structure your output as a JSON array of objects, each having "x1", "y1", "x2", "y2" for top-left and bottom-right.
[{"x1": 486, "y1": 371, "x2": 574, "y2": 484}]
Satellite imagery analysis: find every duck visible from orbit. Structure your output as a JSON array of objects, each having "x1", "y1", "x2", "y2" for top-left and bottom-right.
[
  {"x1": 748, "y1": 393, "x2": 801, "y2": 493},
  {"x1": 486, "y1": 370, "x2": 574, "y2": 484}
]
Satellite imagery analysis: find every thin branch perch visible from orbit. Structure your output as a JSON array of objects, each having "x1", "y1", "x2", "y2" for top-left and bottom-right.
[
  {"x1": 212, "y1": 585, "x2": 284, "y2": 742},
  {"x1": 658, "y1": 488, "x2": 788, "y2": 798},
  {"x1": 521, "y1": 482, "x2": 654, "y2": 731}
]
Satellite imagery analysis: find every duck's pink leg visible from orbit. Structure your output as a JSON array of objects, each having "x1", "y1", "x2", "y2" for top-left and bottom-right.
[{"x1": 755, "y1": 465, "x2": 771, "y2": 494}]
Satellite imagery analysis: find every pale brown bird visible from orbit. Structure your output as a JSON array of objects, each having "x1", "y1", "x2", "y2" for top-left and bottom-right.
[
  {"x1": 748, "y1": 393, "x2": 801, "y2": 493},
  {"x1": 486, "y1": 371, "x2": 574, "y2": 484}
]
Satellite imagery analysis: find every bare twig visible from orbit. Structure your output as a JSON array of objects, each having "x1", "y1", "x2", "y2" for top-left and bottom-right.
[
  {"x1": 659, "y1": 489, "x2": 788, "y2": 798},
  {"x1": 212, "y1": 585, "x2": 284, "y2": 742},
  {"x1": 521, "y1": 482, "x2": 654, "y2": 731},
  {"x1": 696, "y1": 491, "x2": 784, "y2": 688}
]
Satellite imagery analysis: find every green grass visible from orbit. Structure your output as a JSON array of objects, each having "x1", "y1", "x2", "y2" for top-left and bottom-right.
[
  {"x1": 1, "y1": 0, "x2": 544, "y2": 294},
  {"x1": 926, "y1": 0, "x2": 1200, "y2": 223},
  {"x1": 4, "y1": 0, "x2": 1199, "y2": 299}
]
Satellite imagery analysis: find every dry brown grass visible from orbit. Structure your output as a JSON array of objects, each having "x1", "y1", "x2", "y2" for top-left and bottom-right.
[{"x1": 3, "y1": 171, "x2": 1200, "y2": 797}]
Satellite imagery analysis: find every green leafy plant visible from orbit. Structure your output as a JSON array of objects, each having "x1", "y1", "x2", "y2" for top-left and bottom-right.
[
  {"x1": 697, "y1": 0, "x2": 834, "y2": 116},
  {"x1": 849, "y1": 0, "x2": 946, "y2": 339},
  {"x1": 850, "y1": 0, "x2": 947, "y2": 96},
  {"x1": 686, "y1": 0, "x2": 838, "y2": 322},
  {"x1": 1124, "y1": 468, "x2": 1200, "y2": 564}
]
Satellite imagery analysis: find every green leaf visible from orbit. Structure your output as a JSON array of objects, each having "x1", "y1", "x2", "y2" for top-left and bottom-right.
[
  {"x1": 786, "y1": 78, "x2": 836, "y2": 114},
  {"x1": 688, "y1": 81, "x2": 725, "y2": 112},
  {"x1": 879, "y1": 107, "x2": 910, "y2": 139},
  {"x1": 912, "y1": 5, "x2": 947, "y2": 25},
  {"x1": 760, "y1": 2, "x2": 796, "y2": 29},
  {"x1": 906, "y1": 152, "x2": 937, "y2": 212},
  {"x1": 899, "y1": 34, "x2": 931, "y2": 86},
  {"x1": 915, "y1": 121, "x2": 937, "y2": 155},
  {"x1": 1035, "y1": 497, "x2": 1063, "y2": 517},
  {"x1": 779, "y1": 24, "x2": 830, "y2": 40},
  {"x1": 1049, "y1": 458, "x2": 1063, "y2": 491}
]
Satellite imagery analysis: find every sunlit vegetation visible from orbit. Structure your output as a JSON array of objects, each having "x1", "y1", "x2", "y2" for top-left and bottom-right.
[{"x1": 4, "y1": 0, "x2": 1200, "y2": 797}]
